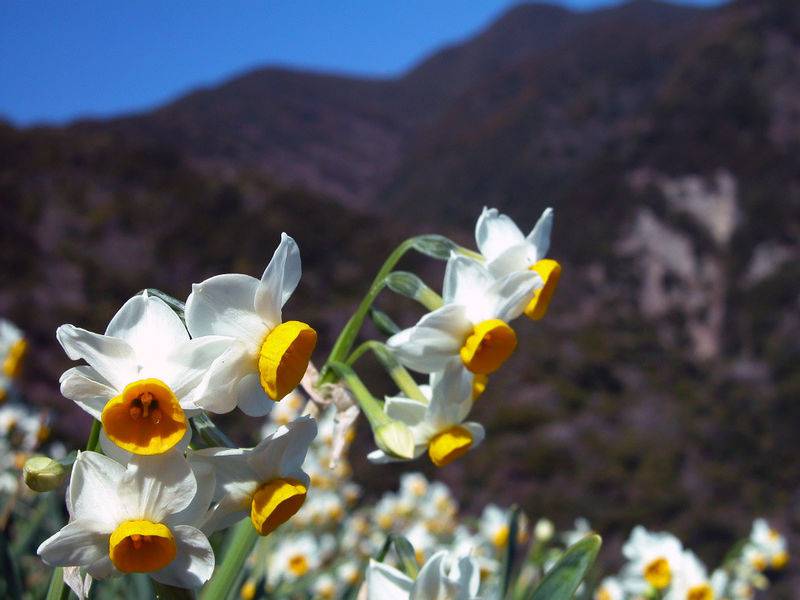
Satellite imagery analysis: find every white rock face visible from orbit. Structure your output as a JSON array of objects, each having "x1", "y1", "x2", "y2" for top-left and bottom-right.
[{"x1": 620, "y1": 170, "x2": 742, "y2": 360}]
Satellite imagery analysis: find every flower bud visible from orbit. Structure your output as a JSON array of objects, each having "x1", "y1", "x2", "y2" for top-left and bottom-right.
[
  {"x1": 411, "y1": 235, "x2": 458, "y2": 260},
  {"x1": 534, "y1": 518, "x2": 555, "y2": 542},
  {"x1": 374, "y1": 420, "x2": 415, "y2": 459},
  {"x1": 23, "y1": 455, "x2": 67, "y2": 492}
]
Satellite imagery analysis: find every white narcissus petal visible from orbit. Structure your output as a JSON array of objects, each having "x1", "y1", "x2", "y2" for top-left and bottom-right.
[
  {"x1": 367, "y1": 559, "x2": 413, "y2": 600},
  {"x1": 63, "y1": 565, "x2": 93, "y2": 600},
  {"x1": 189, "y1": 447, "x2": 258, "y2": 503},
  {"x1": 487, "y1": 243, "x2": 536, "y2": 278},
  {"x1": 254, "y1": 233, "x2": 302, "y2": 328},
  {"x1": 59, "y1": 366, "x2": 116, "y2": 419},
  {"x1": 387, "y1": 306, "x2": 470, "y2": 374},
  {"x1": 247, "y1": 416, "x2": 316, "y2": 484},
  {"x1": 161, "y1": 335, "x2": 240, "y2": 407},
  {"x1": 236, "y1": 373, "x2": 273, "y2": 417},
  {"x1": 191, "y1": 340, "x2": 252, "y2": 414},
  {"x1": 475, "y1": 207, "x2": 526, "y2": 263},
  {"x1": 199, "y1": 495, "x2": 250, "y2": 535},
  {"x1": 166, "y1": 462, "x2": 216, "y2": 529},
  {"x1": 56, "y1": 325, "x2": 137, "y2": 390},
  {"x1": 492, "y1": 270, "x2": 540, "y2": 322},
  {"x1": 428, "y1": 363, "x2": 473, "y2": 426},
  {"x1": 410, "y1": 550, "x2": 446, "y2": 599},
  {"x1": 384, "y1": 397, "x2": 427, "y2": 426},
  {"x1": 453, "y1": 555, "x2": 481, "y2": 598},
  {"x1": 184, "y1": 273, "x2": 264, "y2": 348},
  {"x1": 461, "y1": 422, "x2": 485, "y2": 449},
  {"x1": 69, "y1": 452, "x2": 126, "y2": 528},
  {"x1": 118, "y1": 452, "x2": 196, "y2": 523},
  {"x1": 85, "y1": 555, "x2": 117, "y2": 580},
  {"x1": 526, "y1": 207, "x2": 553, "y2": 259},
  {"x1": 104, "y1": 293, "x2": 189, "y2": 370},
  {"x1": 37, "y1": 519, "x2": 109, "y2": 568},
  {"x1": 443, "y1": 255, "x2": 495, "y2": 309},
  {"x1": 150, "y1": 525, "x2": 214, "y2": 589}
]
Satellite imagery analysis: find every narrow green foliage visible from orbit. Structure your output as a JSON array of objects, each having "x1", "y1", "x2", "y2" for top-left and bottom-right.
[
  {"x1": 499, "y1": 506, "x2": 521, "y2": 599},
  {"x1": 527, "y1": 535, "x2": 602, "y2": 600}
]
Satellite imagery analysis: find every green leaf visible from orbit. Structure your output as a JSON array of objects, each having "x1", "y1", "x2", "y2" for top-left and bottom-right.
[
  {"x1": 527, "y1": 535, "x2": 601, "y2": 600},
  {"x1": 499, "y1": 507, "x2": 521, "y2": 599},
  {"x1": 390, "y1": 534, "x2": 420, "y2": 578}
]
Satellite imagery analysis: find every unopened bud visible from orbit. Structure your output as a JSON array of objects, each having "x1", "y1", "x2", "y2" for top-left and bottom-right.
[
  {"x1": 24, "y1": 455, "x2": 67, "y2": 492},
  {"x1": 411, "y1": 235, "x2": 458, "y2": 260},
  {"x1": 374, "y1": 421, "x2": 415, "y2": 459},
  {"x1": 534, "y1": 518, "x2": 555, "y2": 542}
]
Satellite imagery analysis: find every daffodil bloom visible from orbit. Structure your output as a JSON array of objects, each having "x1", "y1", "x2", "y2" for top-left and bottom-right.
[
  {"x1": 57, "y1": 292, "x2": 229, "y2": 455},
  {"x1": 622, "y1": 526, "x2": 684, "y2": 592},
  {"x1": 367, "y1": 550, "x2": 481, "y2": 600},
  {"x1": 478, "y1": 505, "x2": 511, "y2": 549},
  {"x1": 190, "y1": 415, "x2": 316, "y2": 535},
  {"x1": 367, "y1": 365, "x2": 485, "y2": 467},
  {"x1": 748, "y1": 519, "x2": 788, "y2": 570},
  {"x1": 0, "y1": 319, "x2": 27, "y2": 379},
  {"x1": 185, "y1": 233, "x2": 317, "y2": 416},
  {"x1": 37, "y1": 451, "x2": 215, "y2": 588},
  {"x1": 594, "y1": 577, "x2": 624, "y2": 600},
  {"x1": 475, "y1": 207, "x2": 561, "y2": 320},
  {"x1": 268, "y1": 534, "x2": 321, "y2": 584},
  {"x1": 664, "y1": 551, "x2": 715, "y2": 600},
  {"x1": 388, "y1": 255, "x2": 538, "y2": 375}
]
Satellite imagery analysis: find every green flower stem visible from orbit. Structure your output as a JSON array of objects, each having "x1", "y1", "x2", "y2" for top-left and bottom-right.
[
  {"x1": 44, "y1": 419, "x2": 102, "y2": 600},
  {"x1": 200, "y1": 520, "x2": 258, "y2": 600},
  {"x1": 346, "y1": 341, "x2": 427, "y2": 404}
]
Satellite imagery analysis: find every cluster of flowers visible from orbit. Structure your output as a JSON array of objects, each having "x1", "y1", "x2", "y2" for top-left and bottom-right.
[
  {"x1": 0, "y1": 319, "x2": 59, "y2": 496},
  {"x1": 368, "y1": 207, "x2": 560, "y2": 466},
  {"x1": 36, "y1": 234, "x2": 323, "y2": 591},
  {"x1": 237, "y1": 392, "x2": 537, "y2": 599},
  {"x1": 594, "y1": 520, "x2": 788, "y2": 600}
]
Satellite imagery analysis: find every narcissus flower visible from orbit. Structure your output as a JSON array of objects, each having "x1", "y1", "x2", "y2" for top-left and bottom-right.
[
  {"x1": 475, "y1": 207, "x2": 561, "y2": 320},
  {"x1": 268, "y1": 534, "x2": 321, "y2": 584},
  {"x1": 664, "y1": 551, "x2": 714, "y2": 600},
  {"x1": 748, "y1": 519, "x2": 789, "y2": 570},
  {"x1": 185, "y1": 233, "x2": 317, "y2": 416},
  {"x1": 0, "y1": 318, "x2": 27, "y2": 380},
  {"x1": 190, "y1": 415, "x2": 316, "y2": 535},
  {"x1": 37, "y1": 451, "x2": 215, "y2": 588},
  {"x1": 367, "y1": 550, "x2": 481, "y2": 600},
  {"x1": 388, "y1": 255, "x2": 537, "y2": 375},
  {"x1": 58, "y1": 292, "x2": 229, "y2": 455},
  {"x1": 622, "y1": 526, "x2": 684, "y2": 592},
  {"x1": 367, "y1": 365, "x2": 484, "y2": 467},
  {"x1": 594, "y1": 577, "x2": 624, "y2": 600}
]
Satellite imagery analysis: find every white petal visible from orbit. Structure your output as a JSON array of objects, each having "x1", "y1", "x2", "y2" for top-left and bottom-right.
[
  {"x1": 236, "y1": 373, "x2": 273, "y2": 417},
  {"x1": 443, "y1": 255, "x2": 495, "y2": 308},
  {"x1": 161, "y1": 335, "x2": 240, "y2": 406},
  {"x1": 85, "y1": 555, "x2": 116, "y2": 580},
  {"x1": 63, "y1": 565, "x2": 93, "y2": 599},
  {"x1": 118, "y1": 452, "x2": 196, "y2": 523},
  {"x1": 526, "y1": 207, "x2": 553, "y2": 259},
  {"x1": 56, "y1": 325, "x2": 137, "y2": 390},
  {"x1": 150, "y1": 525, "x2": 214, "y2": 589},
  {"x1": 166, "y1": 461, "x2": 216, "y2": 529},
  {"x1": 184, "y1": 273, "x2": 264, "y2": 348},
  {"x1": 105, "y1": 293, "x2": 189, "y2": 369},
  {"x1": 384, "y1": 397, "x2": 427, "y2": 426},
  {"x1": 190, "y1": 340, "x2": 253, "y2": 414},
  {"x1": 247, "y1": 416, "x2": 316, "y2": 483},
  {"x1": 492, "y1": 270, "x2": 540, "y2": 322},
  {"x1": 189, "y1": 447, "x2": 258, "y2": 502},
  {"x1": 37, "y1": 519, "x2": 109, "y2": 568},
  {"x1": 387, "y1": 306, "x2": 470, "y2": 374},
  {"x1": 367, "y1": 559, "x2": 413, "y2": 600},
  {"x1": 410, "y1": 551, "x2": 447, "y2": 599},
  {"x1": 462, "y1": 422, "x2": 485, "y2": 449},
  {"x1": 254, "y1": 233, "x2": 301, "y2": 328},
  {"x1": 428, "y1": 363, "x2": 473, "y2": 426},
  {"x1": 59, "y1": 366, "x2": 116, "y2": 419},
  {"x1": 453, "y1": 555, "x2": 481, "y2": 598},
  {"x1": 487, "y1": 243, "x2": 536, "y2": 278},
  {"x1": 199, "y1": 495, "x2": 249, "y2": 535},
  {"x1": 69, "y1": 452, "x2": 126, "y2": 528},
  {"x1": 475, "y1": 207, "x2": 525, "y2": 262}
]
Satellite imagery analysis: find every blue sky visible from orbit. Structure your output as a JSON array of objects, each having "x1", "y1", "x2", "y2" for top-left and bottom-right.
[{"x1": 0, "y1": 0, "x2": 725, "y2": 125}]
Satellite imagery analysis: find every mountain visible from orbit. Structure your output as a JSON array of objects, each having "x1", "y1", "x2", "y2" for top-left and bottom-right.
[{"x1": 4, "y1": 0, "x2": 800, "y2": 592}]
